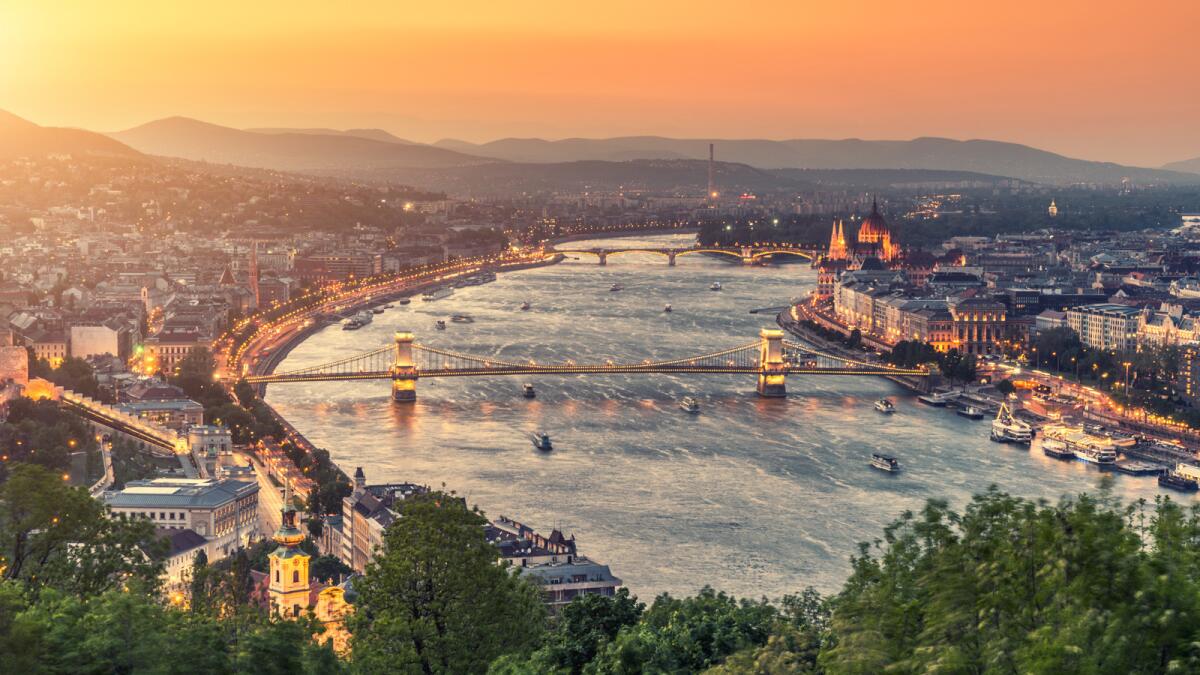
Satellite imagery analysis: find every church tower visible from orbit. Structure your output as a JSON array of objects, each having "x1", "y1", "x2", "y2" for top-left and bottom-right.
[
  {"x1": 826, "y1": 219, "x2": 848, "y2": 261},
  {"x1": 1048, "y1": 199, "x2": 1058, "y2": 217},
  {"x1": 268, "y1": 487, "x2": 311, "y2": 618}
]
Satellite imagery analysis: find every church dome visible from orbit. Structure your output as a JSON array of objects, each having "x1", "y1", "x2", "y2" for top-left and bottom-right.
[{"x1": 856, "y1": 198, "x2": 891, "y2": 244}]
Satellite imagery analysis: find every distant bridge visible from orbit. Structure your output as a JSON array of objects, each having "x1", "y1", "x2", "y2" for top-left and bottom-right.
[
  {"x1": 244, "y1": 329, "x2": 927, "y2": 401},
  {"x1": 550, "y1": 244, "x2": 821, "y2": 266}
]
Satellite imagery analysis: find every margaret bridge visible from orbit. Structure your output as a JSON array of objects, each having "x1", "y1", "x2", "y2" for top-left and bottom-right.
[
  {"x1": 550, "y1": 244, "x2": 822, "y2": 266},
  {"x1": 244, "y1": 329, "x2": 928, "y2": 401}
]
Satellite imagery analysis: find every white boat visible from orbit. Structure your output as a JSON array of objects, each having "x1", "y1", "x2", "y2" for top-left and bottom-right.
[
  {"x1": 680, "y1": 396, "x2": 700, "y2": 414},
  {"x1": 870, "y1": 454, "x2": 900, "y2": 473},
  {"x1": 1041, "y1": 439, "x2": 1074, "y2": 459},
  {"x1": 522, "y1": 383, "x2": 536, "y2": 399},
  {"x1": 531, "y1": 432, "x2": 553, "y2": 451},
  {"x1": 664, "y1": 304, "x2": 672, "y2": 313},
  {"x1": 917, "y1": 391, "x2": 953, "y2": 406},
  {"x1": 957, "y1": 405, "x2": 985, "y2": 420},
  {"x1": 990, "y1": 403, "x2": 1033, "y2": 444},
  {"x1": 610, "y1": 283, "x2": 623, "y2": 292},
  {"x1": 710, "y1": 282, "x2": 722, "y2": 291},
  {"x1": 422, "y1": 287, "x2": 453, "y2": 302},
  {"x1": 1041, "y1": 424, "x2": 1117, "y2": 465},
  {"x1": 520, "y1": 301, "x2": 531, "y2": 311},
  {"x1": 874, "y1": 398, "x2": 895, "y2": 414}
]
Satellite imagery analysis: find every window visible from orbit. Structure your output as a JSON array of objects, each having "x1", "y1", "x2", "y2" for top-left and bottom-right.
[
  {"x1": 292, "y1": 570, "x2": 299, "y2": 583},
  {"x1": 293, "y1": 604, "x2": 301, "y2": 617},
  {"x1": 275, "y1": 570, "x2": 280, "y2": 582}
]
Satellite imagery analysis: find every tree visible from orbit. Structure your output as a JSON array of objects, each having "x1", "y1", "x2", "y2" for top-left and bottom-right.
[
  {"x1": 349, "y1": 492, "x2": 547, "y2": 674},
  {"x1": 995, "y1": 378, "x2": 1016, "y2": 395},
  {"x1": 500, "y1": 588, "x2": 644, "y2": 674},
  {"x1": 0, "y1": 463, "x2": 163, "y2": 596}
]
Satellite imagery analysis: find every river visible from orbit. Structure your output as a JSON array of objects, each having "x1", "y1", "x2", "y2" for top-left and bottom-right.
[{"x1": 267, "y1": 233, "x2": 1179, "y2": 598}]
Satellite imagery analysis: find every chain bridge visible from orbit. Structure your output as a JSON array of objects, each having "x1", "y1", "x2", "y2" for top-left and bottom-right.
[
  {"x1": 244, "y1": 329, "x2": 927, "y2": 401},
  {"x1": 551, "y1": 244, "x2": 821, "y2": 266}
]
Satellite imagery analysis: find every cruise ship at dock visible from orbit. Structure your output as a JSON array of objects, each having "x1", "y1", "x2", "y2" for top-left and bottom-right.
[{"x1": 1041, "y1": 424, "x2": 1119, "y2": 466}]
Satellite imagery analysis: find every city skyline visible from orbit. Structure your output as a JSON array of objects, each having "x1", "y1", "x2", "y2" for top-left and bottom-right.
[{"x1": 3, "y1": 1, "x2": 1199, "y2": 167}]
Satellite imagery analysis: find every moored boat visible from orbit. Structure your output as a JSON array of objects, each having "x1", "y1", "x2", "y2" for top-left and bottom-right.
[
  {"x1": 398, "y1": 298, "x2": 411, "y2": 305},
  {"x1": 990, "y1": 403, "x2": 1033, "y2": 444},
  {"x1": 957, "y1": 405, "x2": 985, "y2": 420},
  {"x1": 870, "y1": 454, "x2": 900, "y2": 473},
  {"x1": 1041, "y1": 439, "x2": 1074, "y2": 459},
  {"x1": 1159, "y1": 467, "x2": 1200, "y2": 492},
  {"x1": 917, "y1": 391, "x2": 952, "y2": 407},
  {"x1": 874, "y1": 398, "x2": 895, "y2": 414}
]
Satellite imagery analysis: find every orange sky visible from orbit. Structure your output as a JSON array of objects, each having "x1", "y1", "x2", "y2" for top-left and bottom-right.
[{"x1": 2, "y1": 1, "x2": 1198, "y2": 166}]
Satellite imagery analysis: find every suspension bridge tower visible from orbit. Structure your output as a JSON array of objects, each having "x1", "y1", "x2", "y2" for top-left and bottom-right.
[
  {"x1": 757, "y1": 328, "x2": 787, "y2": 397},
  {"x1": 391, "y1": 332, "x2": 418, "y2": 402}
]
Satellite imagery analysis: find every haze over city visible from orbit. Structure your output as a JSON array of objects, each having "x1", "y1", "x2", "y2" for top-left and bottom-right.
[{"x1": 4, "y1": 0, "x2": 1199, "y2": 166}]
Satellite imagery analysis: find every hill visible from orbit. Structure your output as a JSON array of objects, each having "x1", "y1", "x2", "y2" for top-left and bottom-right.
[
  {"x1": 110, "y1": 117, "x2": 494, "y2": 171},
  {"x1": 0, "y1": 110, "x2": 140, "y2": 160},
  {"x1": 366, "y1": 159, "x2": 1017, "y2": 196},
  {"x1": 435, "y1": 136, "x2": 1200, "y2": 185},
  {"x1": 1162, "y1": 156, "x2": 1200, "y2": 175},
  {"x1": 246, "y1": 127, "x2": 416, "y2": 144}
]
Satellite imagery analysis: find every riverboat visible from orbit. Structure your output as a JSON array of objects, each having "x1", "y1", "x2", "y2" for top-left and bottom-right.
[
  {"x1": 990, "y1": 403, "x2": 1033, "y2": 444},
  {"x1": 870, "y1": 454, "x2": 900, "y2": 473},
  {"x1": 874, "y1": 399, "x2": 895, "y2": 414},
  {"x1": 532, "y1": 432, "x2": 553, "y2": 451},
  {"x1": 451, "y1": 314, "x2": 474, "y2": 323},
  {"x1": 1042, "y1": 424, "x2": 1117, "y2": 465},
  {"x1": 917, "y1": 391, "x2": 953, "y2": 407},
  {"x1": 610, "y1": 283, "x2": 623, "y2": 292},
  {"x1": 434, "y1": 320, "x2": 446, "y2": 330},
  {"x1": 1041, "y1": 439, "x2": 1074, "y2": 459},
  {"x1": 680, "y1": 396, "x2": 700, "y2": 414},
  {"x1": 422, "y1": 287, "x2": 453, "y2": 302},
  {"x1": 710, "y1": 281, "x2": 722, "y2": 291},
  {"x1": 1159, "y1": 468, "x2": 1200, "y2": 492},
  {"x1": 957, "y1": 405, "x2": 985, "y2": 420},
  {"x1": 522, "y1": 383, "x2": 536, "y2": 399},
  {"x1": 664, "y1": 304, "x2": 672, "y2": 313},
  {"x1": 398, "y1": 298, "x2": 411, "y2": 305},
  {"x1": 520, "y1": 301, "x2": 531, "y2": 311}
]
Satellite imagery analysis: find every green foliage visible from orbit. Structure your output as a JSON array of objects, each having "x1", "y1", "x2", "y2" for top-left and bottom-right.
[
  {"x1": 886, "y1": 340, "x2": 941, "y2": 369},
  {"x1": 497, "y1": 587, "x2": 645, "y2": 674},
  {"x1": 0, "y1": 398, "x2": 99, "y2": 481},
  {"x1": 995, "y1": 378, "x2": 1016, "y2": 395},
  {"x1": 349, "y1": 491, "x2": 547, "y2": 674},
  {"x1": 818, "y1": 488, "x2": 1200, "y2": 674},
  {"x1": 586, "y1": 587, "x2": 780, "y2": 674},
  {"x1": 0, "y1": 463, "x2": 163, "y2": 596}
]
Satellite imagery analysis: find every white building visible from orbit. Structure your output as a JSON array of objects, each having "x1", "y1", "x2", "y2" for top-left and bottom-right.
[
  {"x1": 1066, "y1": 303, "x2": 1142, "y2": 352},
  {"x1": 104, "y1": 477, "x2": 259, "y2": 559}
]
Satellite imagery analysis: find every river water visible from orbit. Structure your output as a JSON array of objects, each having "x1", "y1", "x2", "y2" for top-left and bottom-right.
[{"x1": 268, "y1": 234, "x2": 1179, "y2": 598}]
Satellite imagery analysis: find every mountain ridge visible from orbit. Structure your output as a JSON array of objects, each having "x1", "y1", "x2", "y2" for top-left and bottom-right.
[{"x1": 0, "y1": 109, "x2": 141, "y2": 160}]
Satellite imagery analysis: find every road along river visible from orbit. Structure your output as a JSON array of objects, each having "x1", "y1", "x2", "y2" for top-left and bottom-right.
[{"x1": 268, "y1": 233, "x2": 1180, "y2": 598}]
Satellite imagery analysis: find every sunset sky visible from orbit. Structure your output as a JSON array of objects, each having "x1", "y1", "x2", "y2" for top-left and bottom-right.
[{"x1": 3, "y1": 1, "x2": 1198, "y2": 166}]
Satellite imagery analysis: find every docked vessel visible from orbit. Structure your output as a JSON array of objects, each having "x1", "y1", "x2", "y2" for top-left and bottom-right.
[
  {"x1": 371, "y1": 307, "x2": 385, "y2": 314},
  {"x1": 1041, "y1": 424, "x2": 1118, "y2": 465},
  {"x1": 710, "y1": 281, "x2": 722, "y2": 291},
  {"x1": 874, "y1": 398, "x2": 895, "y2": 414},
  {"x1": 917, "y1": 391, "x2": 953, "y2": 407},
  {"x1": 342, "y1": 310, "x2": 373, "y2": 330},
  {"x1": 522, "y1": 383, "x2": 536, "y2": 399},
  {"x1": 870, "y1": 454, "x2": 900, "y2": 473},
  {"x1": 1160, "y1": 464, "x2": 1200, "y2": 492},
  {"x1": 520, "y1": 301, "x2": 531, "y2": 311},
  {"x1": 990, "y1": 403, "x2": 1033, "y2": 444},
  {"x1": 679, "y1": 396, "x2": 700, "y2": 414},
  {"x1": 398, "y1": 297, "x2": 411, "y2": 305},
  {"x1": 609, "y1": 283, "x2": 623, "y2": 292},
  {"x1": 664, "y1": 304, "x2": 672, "y2": 313},
  {"x1": 1041, "y1": 439, "x2": 1074, "y2": 459},
  {"x1": 531, "y1": 432, "x2": 553, "y2": 451},
  {"x1": 434, "y1": 320, "x2": 446, "y2": 330},
  {"x1": 422, "y1": 287, "x2": 454, "y2": 302},
  {"x1": 957, "y1": 405, "x2": 985, "y2": 420}
]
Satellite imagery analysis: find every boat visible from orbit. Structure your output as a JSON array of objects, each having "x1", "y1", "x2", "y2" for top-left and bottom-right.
[
  {"x1": 434, "y1": 320, "x2": 446, "y2": 330},
  {"x1": 917, "y1": 391, "x2": 953, "y2": 407},
  {"x1": 1041, "y1": 439, "x2": 1074, "y2": 459},
  {"x1": 1074, "y1": 444, "x2": 1118, "y2": 466},
  {"x1": 609, "y1": 283, "x2": 623, "y2": 292},
  {"x1": 1041, "y1": 424, "x2": 1117, "y2": 465},
  {"x1": 422, "y1": 287, "x2": 453, "y2": 302},
  {"x1": 353, "y1": 310, "x2": 373, "y2": 325},
  {"x1": 710, "y1": 281, "x2": 722, "y2": 291},
  {"x1": 450, "y1": 314, "x2": 474, "y2": 323},
  {"x1": 956, "y1": 405, "x2": 985, "y2": 420},
  {"x1": 874, "y1": 399, "x2": 895, "y2": 414},
  {"x1": 342, "y1": 319, "x2": 364, "y2": 330},
  {"x1": 520, "y1": 301, "x2": 531, "y2": 311},
  {"x1": 531, "y1": 432, "x2": 553, "y2": 451},
  {"x1": 990, "y1": 403, "x2": 1033, "y2": 444},
  {"x1": 522, "y1": 383, "x2": 536, "y2": 399},
  {"x1": 398, "y1": 298, "x2": 411, "y2": 305},
  {"x1": 680, "y1": 396, "x2": 700, "y2": 414},
  {"x1": 664, "y1": 304, "x2": 672, "y2": 313},
  {"x1": 870, "y1": 454, "x2": 900, "y2": 473},
  {"x1": 1159, "y1": 471, "x2": 1200, "y2": 492},
  {"x1": 371, "y1": 308, "x2": 385, "y2": 314}
]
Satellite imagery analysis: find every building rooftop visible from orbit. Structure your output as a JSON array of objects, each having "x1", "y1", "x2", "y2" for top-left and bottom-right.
[{"x1": 105, "y1": 477, "x2": 257, "y2": 509}]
